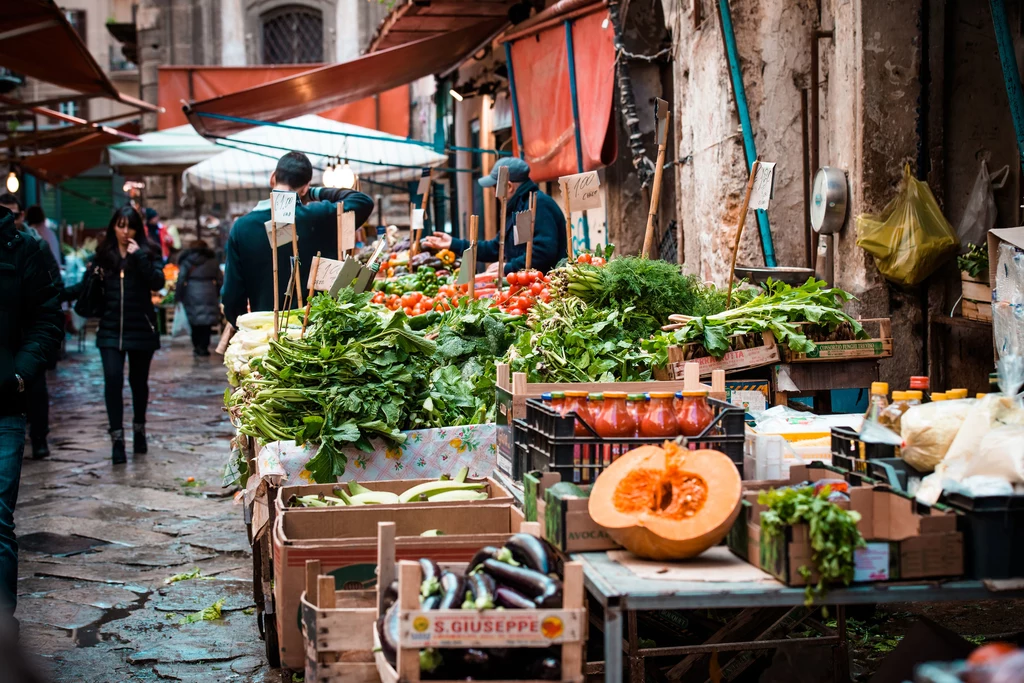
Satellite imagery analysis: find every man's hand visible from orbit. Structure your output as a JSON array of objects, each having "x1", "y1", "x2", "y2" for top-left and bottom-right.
[
  {"x1": 484, "y1": 261, "x2": 500, "y2": 275},
  {"x1": 422, "y1": 232, "x2": 452, "y2": 251},
  {"x1": 126, "y1": 239, "x2": 139, "y2": 255}
]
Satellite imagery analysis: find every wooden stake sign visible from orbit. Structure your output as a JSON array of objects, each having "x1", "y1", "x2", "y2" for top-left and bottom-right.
[
  {"x1": 410, "y1": 169, "x2": 432, "y2": 259},
  {"x1": 307, "y1": 256, "x2": 344, "y2": 292},
  {"x1": 642, "y1": 97, "x2": 671, "y2": 259},
  {"x1": 269, "y1": 193, "x2": 280, "y2": 340},
  {"x1": 517, "y1": 192, "x2": 537, "y2": 271},
  {"x1": 726, "y1": 157, "x2": 761, "y2": 308},
  {"x1": 457, "y1": 214, "x2": 479, "y2": 297},
  {"x1": 301, "y1": 250, "x2": 322, "y2": 337},
  {"x1": 291, "y1": 226, "x2": 303, "y2": 310},
  {"x1": 495, "y1": 164, "x2": 510, "y2": 288},
  {"x1": 340, "y1": 210, "x2": 356, "y2": 253},
  {"x1": 558, "y1": 171, "x2": 602, "y2": 262}
]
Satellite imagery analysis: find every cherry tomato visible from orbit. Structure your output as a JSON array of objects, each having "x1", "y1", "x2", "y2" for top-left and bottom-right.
[
  {"x1": 403, "y1": 306, "x2": 415, "y2": 316},
  {"x1": 592, "y1": 256, "x2": 606, "y2": 267},
  {"x1": 420, "y1": 297, "x2": 434, "y2": 309},
  {"x1": 540, "y1": 290, "x2": 552, "y2": 303},
  {"x1": 508, "y1": 307, "x2": 524, "y2": 316},
  {"x1": 529, "y1": 282, "x2": 544, "y2": 296},
  {"x1": 507, "y1": 272, "x2": 519, "y2": 287},
  {"x1": 577, "y1": 253, "x2": 592, "y2": 264}
]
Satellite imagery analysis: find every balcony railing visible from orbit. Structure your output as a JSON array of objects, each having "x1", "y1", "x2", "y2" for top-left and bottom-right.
[{"x1": 109, "y1": 45, "x2": 137, "y2": 73}]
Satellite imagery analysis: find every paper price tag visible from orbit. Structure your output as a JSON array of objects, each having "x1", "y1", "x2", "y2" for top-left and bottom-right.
[
  {"x1": 456, "y1": 244, "x2": 477, "y2": 285},
  {"x1": 328, "y1": 258, "x2": 363, "y2": 296},
  {"x1": 264, "y1": 220, "x2": 294, "y2": 248},
  {"x1": 495, "y1": 164, "x2": 510, "y2": 200},
  {"x1": 416, "y1": 169, "x2": 432, "y2": 197},
  {"x1": 411, "y1": 208, "x2": 425, "y2": 234},
  {"x1": 559, "y1": 171, "x2": 602, "y2": 211},
  {"x1": 750, "y1": 162, "x2": 776, "y2": 211},
  {"x1": 340, "y1": 211, "x2": 356, "y2": 252},
  {"x1": 271, "y1": 190, "x2": 297, "y2": 224},
  {"x1": 307, "y1": 256, "x2": 344, "y2": 291},
  {"x1": 514, "y1": 210, "x2": 534, "y2": 245}
]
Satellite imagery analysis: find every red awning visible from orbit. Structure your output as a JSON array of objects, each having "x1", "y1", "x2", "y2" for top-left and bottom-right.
[
  {"x1": 503, "y1": 5, "x2": 617, "y2": 181},
  {"x1": 184, "y1": 20, "x2": 505, "y2": 138},
  {"x1": 368, "y1": 0, "x2": 518, "y2": 52},
  {"x1": 159, "y1": 66, "x2": 410, "y2": 136},
  {"x1": 0, "y1": 0, "x2": 158, "y2": 113},
  {"x1": 22, "y1": 124, "x2": 140, "y2": 184}
]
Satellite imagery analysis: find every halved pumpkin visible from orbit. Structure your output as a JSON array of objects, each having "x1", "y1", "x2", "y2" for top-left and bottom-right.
[{"x1": 588, "y1": 443, "x2": 742, "y2": 560}]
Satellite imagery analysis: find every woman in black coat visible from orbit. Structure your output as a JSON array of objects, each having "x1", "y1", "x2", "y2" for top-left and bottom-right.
[
  {"x1": 176, "y1": 240, "x2": 223, "y2": 357},
  {"x1": 69, "y1": 206, "x2": 165, "y2": 464}
]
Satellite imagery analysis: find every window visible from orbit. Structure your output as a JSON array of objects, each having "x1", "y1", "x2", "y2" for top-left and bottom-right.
[
  {"x1": 57, "y1": 100, "x2": 81, "y2": 126},
  {"x1": 64, "y1": 9, "x2": 86, "y2": 42},
  {"x1": 260, "y1": 6, "x2": 323, "y2": 64}
]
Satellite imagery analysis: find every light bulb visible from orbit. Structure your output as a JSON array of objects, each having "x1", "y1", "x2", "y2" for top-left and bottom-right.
[
  {"x1": 449, "y1": 88, "x2": 464, "y2": 102},
  {"x1": 6, "y1": 172, "x2": 18, "y2": 193},
  {"x1": 322, "y1": 165, "x2": 335, "y2": 187},
  {"x1": 337, "y1": 162, "x2": 356, "y2": 190}
]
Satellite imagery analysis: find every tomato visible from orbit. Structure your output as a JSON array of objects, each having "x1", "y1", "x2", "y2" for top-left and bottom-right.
[
  {"x1": 524, "y1": 270, "x2": 539, "y2": 284},
  {"x1": 403, "y1": 306, "x2": 415, "y2": 316},
  {"x1": 420, "y1": 297, "x2": 434, "y2": 309},
  {"x1": 517, "y1": 296, "x2": 533, "y2": 310},
  {"x1": 507, "y1": 272, "x2": 520, "y2": 287},
  {"x1": 968, "y1": 643, "x2": 1017, "y2": 666},
  {"x1": 592, "y1": 256, "x2": 606, "y2": 267},
  {"x1": 508, "y1": 307, "x2": 524, "y2": 316},
  {"x1": 529, "y1": 281, "x2": 544, "y2": 296},
  {"x1": 577, "y1": 253, "x2": 592, "y2": 264},
  {"x1": 540, "y1": 290, "x2": 551, "y2": 303}
]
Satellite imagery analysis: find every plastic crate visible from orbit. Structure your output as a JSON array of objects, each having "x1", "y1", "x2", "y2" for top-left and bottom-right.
[
  {"x1": 942, "y1": 491, "x2": 1024, "y2": 579},
  {"x1": 830, "y1": 426, "x2": 897, "y2": 475},
  {"x1": 519, "y1": 397, "x2": 745, "y2": 484}
]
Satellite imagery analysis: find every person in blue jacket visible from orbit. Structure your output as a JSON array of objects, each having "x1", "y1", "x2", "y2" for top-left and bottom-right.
[
  {"x1": 423, "y1": 157, "x2": 566, "y2": 274},
  {"x1": 221, "y1": 151, "x2": 374, "y2": 327}
]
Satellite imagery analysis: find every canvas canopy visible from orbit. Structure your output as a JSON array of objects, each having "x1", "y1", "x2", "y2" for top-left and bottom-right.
[{"x1": 108, "y1": 125, "x2": 220, "y2": 175}]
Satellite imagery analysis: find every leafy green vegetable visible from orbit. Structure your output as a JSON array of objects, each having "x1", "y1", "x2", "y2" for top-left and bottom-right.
[
  {"x1": 179, "y1": 599, "x2": 225, "y2": 624},
  {"x1": 164, "y1": 567, "x2": 213, "y2": 585},
  {"x1": 758, "y1": 486, "x2": 865, "y2": 605},
  {"x1": 957, "y1": 242, "x2": 989, "y2": 279}
]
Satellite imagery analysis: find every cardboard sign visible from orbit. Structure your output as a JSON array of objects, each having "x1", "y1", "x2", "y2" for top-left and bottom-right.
[
  {"x1": 559, "y1": 171, "x2": 602, "y2": 211},
  {"x1": 514, "y1": 210, "x2": 534, "y2": 245},
  {"x1": 400, "y1": 609, "x2": 582, "y2": 648},
  {"x1": 750, "y1": 162, "x2": 777, "y2": 211},
  {"x1": 495, "y1": 164, "x2": 510, "y2": 200},
  {"x1": 655, "y1": 97, "x2": 670, "y2": 146},
  {"x1": 456, "y1": 244, "x2": 477, "y2": 285},
  {"x1": 328, "y1": 258, "x2": 363, "y2": 296},
  {"x1": 271, "y1": 190, "x2": 297, "y2": 224},
  {"x1": 307, "y1": 256, "x2": 343, "y2": 291},
  {"x1": 264, "y1": 220, "x2": 294, "y2": 248},
  {"x1": 416, "y1": 169, "x2": 432, "y2": 197},
  {"x1": 411, "y1": 208, "x2": 425, "y2": 234},
  {"x1": 340, "y1": 211, "x2": 356, "y2": 252}
]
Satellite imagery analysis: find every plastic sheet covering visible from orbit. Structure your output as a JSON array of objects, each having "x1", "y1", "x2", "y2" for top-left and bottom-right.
[{"x1": 505, "y1": 8, "x2": 617, "y2": 181}]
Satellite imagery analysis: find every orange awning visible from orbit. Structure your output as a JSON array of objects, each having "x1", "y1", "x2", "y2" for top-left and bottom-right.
[
  {"x1": 0, "y1": 0, "x2": 158, "y2": 113},
  {"x1": 22, "y1": 124, "x2": 140, "y2": 184},
  {"x1": 159, "y1": 66, "x2": 409, "y2": 136},
  {"x1": 185, "y1": 20, "x2": 505, "y2": 138},
  {"x1": 503, "y1": 5, "x2": 617, "y2": 181},
  {"x1": 368, "y1": 0, "x2": 518, "y2": 52}
]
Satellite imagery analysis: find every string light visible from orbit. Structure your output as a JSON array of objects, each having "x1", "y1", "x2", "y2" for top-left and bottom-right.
[
  {"x1": 337, "y1": 161, "x2": 356, "y2": 190},
  {"x1": 5, "y1": 172, "x2": 18, "y2": 193},
  {"x1": 449, "y1": 88, "x2": 464, "y2": 102},
  {"x1": 322, "y1": 161, "x2": 336, "y2": 188}
]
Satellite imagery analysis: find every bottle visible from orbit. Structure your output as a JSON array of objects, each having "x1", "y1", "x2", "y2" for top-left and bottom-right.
[
  {"x1": 863, "y1": 382, "x2": 889, "y2": 423},
  {"x1": 990, "y1": 372, "x2": 1000, "y2": 394},
  {"x1": 675, "y1": 390, "x2": 715, "y2": 437},
  {"x1": 905, "y1": 390, "x2": 923, "y2": 405},
  {"x1": 626, "y1": 394, "x2": 646, "y2": 437},
  {"x1": 595, "y1": 392, "x2": 636, "y2": 463},
  {"x1": 640, "y1": 392, "x2": 681, "y2": 438},
  {"x1": 549, "y1": 391, "x2": 566, "y2": 414},
  {"x1": 879, "y1": 391, "x2": 912, "y2": 433},
  {"x1": 931, "y1": 392, "x2": 948, "y2": 401},
  {"x1": 947, "y1": 388, "x2": 969, "y2": 400}
]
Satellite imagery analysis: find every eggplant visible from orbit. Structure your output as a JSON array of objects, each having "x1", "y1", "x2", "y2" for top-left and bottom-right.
[
  {"x1": 481, "y1": 559, "x2": 562, "y2": 608},
  {"x1": 504, "y1": 534, "x2": 560, "y2": 576},
  {"x1": 530, "y1": 655, "x2": 562, "y2": 680},
  {"x1": 495, "y1": 586, "x2": 535, "y2": 609},
  {"x1": 464, "y1": 572, "x2": 496, "y2": 610},
  {"x1": 438, "y1": 571, "x2": 467, "y2": 610},
  {"x1": 381, "y1": 580, "x2": 399, "y2": 612},
  {"x1": 467, "y1": 546, "x2": 504, "y2": 571},
  {"x1": 421, "y1": 594, "x2": 441, "y2": 610},
  {"x1": 419, "y1": 558, "x2": 442, "y2": 598},
  {"x1": 377, "y1": 604, "x2": 399, "y2": 666}
]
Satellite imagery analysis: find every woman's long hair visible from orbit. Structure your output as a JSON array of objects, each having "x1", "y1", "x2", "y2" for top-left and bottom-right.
[{"x1": 94, "y1": 205, "x2": 152, "y2": 269}]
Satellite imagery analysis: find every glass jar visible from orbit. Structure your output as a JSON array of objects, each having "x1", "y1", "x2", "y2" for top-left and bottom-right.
[
  {"x1": 549, "y1": 391, "x2": 565, "y2": 414},
  {"x1": 595, "y1": 391, "x2": 636, "y2": 463},
  {"x1": 562, "y1": 391, "x2": 592, "y2": 436},
  {"x1": 640, "y1": 392, "x2": 680, "y2": 438},
  {"x1": 675, "y1": 390, "x2": 715, "y2": 437},
  {"x1": 626, "y1": 394, "x2": 646, "y2": 437}
]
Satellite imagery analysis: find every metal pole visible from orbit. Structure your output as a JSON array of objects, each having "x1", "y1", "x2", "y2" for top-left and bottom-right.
[
  {"x1": 717, "y1": 0, "x2": 777, "y2": 267},
  {"x1": 564, "y1": 19, "x2": 591, "y2": 249},
  {"x1": 503, "y1": 41, "x2": 526, "y2": 158},
  {"x1": 604, "y1": 605, "x2": 623, "y2": 683},
  {"x1": 991, "y1": 0, "x2": 1024, "y2": 158}
]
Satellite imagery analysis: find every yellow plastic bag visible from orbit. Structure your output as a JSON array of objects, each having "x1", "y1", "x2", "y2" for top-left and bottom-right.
[{"x1": 856, "y1": 164, "x2": 959, "y2": 286}]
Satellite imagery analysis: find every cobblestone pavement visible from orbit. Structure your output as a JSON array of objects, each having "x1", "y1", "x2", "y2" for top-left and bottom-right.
[{"x1": 15, "y1": 338, "x2": 278, "y2": 682}]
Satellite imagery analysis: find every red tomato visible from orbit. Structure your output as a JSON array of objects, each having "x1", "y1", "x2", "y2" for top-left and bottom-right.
[
  {"x1": 529, "y1": 282, "x2": 544, "y2": 296},
  {"x1": 507, "y1": 272, "x2": 519, "y2": 287},
  {"x1": 420, "y1": 297, "x2": 434, "y2": 309},
  {"x1": 592, "y1": 256, "x2": 606, "y2": 267},
  {"x1": 508, "y1": 307, "x2": 524, "y2": 316},
  {"x1": 403, "y1": 306, "x2": 415, "y2": 316},
  {"x1": 525, "y1": 270, "x2": 539, "y2": 284},
  {"x1": 515, "y1": 296, "x2": 531, "y2": 310},
  {"x1": 540, "y1": 290, "x2": 552, "y2": 303},
  {"x1": 968, "y1": 643, "x2": 1017, "y2": 666},
  {"x1": 577, "y1": 253, "x2": 592, "y2": 264}
]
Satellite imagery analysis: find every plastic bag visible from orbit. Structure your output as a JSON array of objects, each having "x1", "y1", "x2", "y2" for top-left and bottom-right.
[
  {"x1": 900, "y1": 399, "x2": 973, "y2": 472},
  {"x1": 963, "y1": 425, "x2": 1024, "y2": 483},
  {"x1": 171, "y1": 302, "x2": 191, "y2": 338},
  {"x1": 856, "y1": 164, "x2": 960, "y2": 286},
  {"x1": 956, "y1": 160, "x2": 1009, "y2": 250}
]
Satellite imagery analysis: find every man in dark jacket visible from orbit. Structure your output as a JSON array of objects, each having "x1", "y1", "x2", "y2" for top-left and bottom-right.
[
  {"x1": 0, "y1": 205, "x2": 63, "y2": 620},
  {"x1": 221, "y1": 151, "x2": 375, "y2": 327},
  {"x1": 423, "y1": 157, "x2": 566, "y2": 274}
]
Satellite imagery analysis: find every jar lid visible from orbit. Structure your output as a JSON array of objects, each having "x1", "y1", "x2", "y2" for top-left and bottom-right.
[
  {"x1": 871, "y1": 382, "x2": 889, "y2": 395},
  {"x1": 680, "y1": 390, "x2": 709, "y2": 398},
  {"x1": 948, "y1": 388, "x2": 969, "y2": 399},
  {"x1": 588, "y1": 393, "x2": 604, "y2": 401},
  {"x1": 626, "y1": 393, "x2": 645, "y2": 401},
  {"x1": 564, "y1": 390, "x2": 588, "y2": 397},
  {"x1": 977, "y1": 393, "x2": 987, "y2": 399},
  {"x1": 931, "y1": 392, "x2": 948, "y2": 401},
  {"x1": 906, "y1": 390, "x2": 923, "y2": 400},
  {"x1": 909, "y1": 375, "x2": 929, "y2": 389},
  {"x1": 648, "y1": 391, "x2": 676, "y2": 398},
  {"x1": 604, "y1": 391, "x2": 628, "y2": 399},
  {"x1": 541, "y1": 393, "x2": 552, "y2": 401},
  {"x1": 550, "y1": 392, "x2": 565, "y2": 399},
  {"x1": 891, "y1": 391, "x2": 907, "y2": 401}
]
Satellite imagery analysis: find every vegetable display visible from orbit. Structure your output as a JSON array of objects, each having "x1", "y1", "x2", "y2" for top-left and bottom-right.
[
  {"x1": 286, "y1": 469, "x2": 492, "y2": 507},
  {"x1": 588, "y1": 442, "x2": 742, "y2": 560},
  {"x1": 958, "y1": 242, "x2": 989, "y2": 279}
]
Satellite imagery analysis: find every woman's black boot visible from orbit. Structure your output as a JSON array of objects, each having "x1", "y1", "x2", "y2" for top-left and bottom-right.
[
  {"x1": 133, "y1": 423, "x2": 147, "y2": 454},
  {"x1": 111, "y1": 429, "x2": 127, "y2": 465}
]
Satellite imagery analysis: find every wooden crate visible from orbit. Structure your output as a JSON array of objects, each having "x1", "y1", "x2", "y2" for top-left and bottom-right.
[
  {"x1": 301, "y1": 574, "x2": 378, "y2": 683},
  {"x1": 780, "y1": 318, "x2": 893, "y2": 363},
  {"x1": 654, "y1": 332, "x2": 780, "y2": 379},
  {"x1": 961, "y1": 273, "x2": 993, "y2": 323}
]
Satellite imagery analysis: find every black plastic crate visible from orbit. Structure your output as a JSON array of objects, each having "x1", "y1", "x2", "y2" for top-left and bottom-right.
[
  {"x1": 941, "y1": 492, "x2": 1024, "y2": 579},
  {"x1": 520, "y1": 397, "x2": 745, "y2": 484},
  {"x1": 830, "y1": 426, "x2": 897, "y2": 476}
]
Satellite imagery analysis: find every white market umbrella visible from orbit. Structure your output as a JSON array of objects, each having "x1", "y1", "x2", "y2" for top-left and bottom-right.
[{"x1": 107, "y1": 124, "x2": 220, "y2": 174}]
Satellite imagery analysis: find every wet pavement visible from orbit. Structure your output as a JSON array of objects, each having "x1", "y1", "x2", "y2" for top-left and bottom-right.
[{"x1": 15, "y1": 337, "x2": 278, "y2": 682}]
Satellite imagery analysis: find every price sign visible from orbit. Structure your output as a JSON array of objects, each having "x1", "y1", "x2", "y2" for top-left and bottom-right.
[
  {"x1": 750, "y1": 162, "x2": 776, "y2": 211},
  {"x1": 559, "y1": 171, "x2": 602, "y2": 211},
  {"x1": 264, "y1": 220, "x2": 294, "y2": 248},
  {"x1": 307, "y1": 256, "x2": 344, "y2": 291},
  {"x1": 328, "y1": 258, "x2": 363, "y2": 296},
  {"x1": 271, "y1": 190, "x2": 297, "y2": 225},
  {"x1": 340, "y1": 211, "x2": 356, "y2": 252},
  {"x1": 411, "y1": 208, "x2": 425, "y2": 234},
  {"x1": 495, "y1": 164, "x2": 510, "y2": 200},
  {"x1": 456, "y1": 245, "x2": 477, "y2": 285},
  {"x1": 416, "y1": 169, "x2": 432, "y2": 197},
  {"x1": 514, "y1": 210, "x2": 534, "y2": 245}
]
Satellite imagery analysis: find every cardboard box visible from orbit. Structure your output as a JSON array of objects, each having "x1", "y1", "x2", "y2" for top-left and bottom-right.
[
  {"x1": 523, "y1": 471, "x2": 619, "y2": 553},
  {"x1": 272, "y1": 502, "x2": 523, "y2": 671}
]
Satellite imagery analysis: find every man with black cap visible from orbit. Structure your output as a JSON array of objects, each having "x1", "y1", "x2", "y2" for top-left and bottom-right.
[{"x1": 423, "y1": 157, "x2": 566, "y2": 275}]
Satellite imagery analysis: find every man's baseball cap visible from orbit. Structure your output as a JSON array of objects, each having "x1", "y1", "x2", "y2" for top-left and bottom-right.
[{"x1": 479, "y1": 156, "x2": 531, "y2": 187}]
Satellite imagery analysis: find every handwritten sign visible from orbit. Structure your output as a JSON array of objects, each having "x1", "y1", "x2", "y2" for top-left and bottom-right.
[
  {"x1": 328, "y1": 258, "x2": 363, "y2": 296},
  {"x1": 271, "y1": 190, "x2": 297, "y2": 225},
  {"x1": 340, "y1": 211, "x2": 356, "y2": 252},
  {"x1": 750, "y1": 162, "x2": 776, "y2": 211},
  {"x1": 307, "y1": 256, "x2": 343, "y2": 291},
  {"x1": 411, "y1": 208, "x2": 425, "y2": 234},
  {"x1": 559, "y1": 171, "x2": 602, "y2": 212},
  {"x1": 264, "y1": 220, "x2": 294, "y2": 248},
  {"x1": 495, "y1": 165, "x2": 510, "y2": 200},
  {"x1": 456, "y1": 245, "x2": 477, "y2": 285},
  {"x1": 514, "y1": 210, "x2": 534, "y2": 245},
  {"x1": 416, "y1": 169, "x2": 432, "y2": 197}
]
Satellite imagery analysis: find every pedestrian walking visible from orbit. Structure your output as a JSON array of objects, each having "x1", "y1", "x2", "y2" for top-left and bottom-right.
[
  {"x1": 176, "y1": 239, "x2": 223, "y2": 357},
  {"x1": 0, "y1": 203, "x2": 63, "y2": 621},
  {"x1": 221, "y1": 151, "x2": 374, "y2": 327},
  {"x1": 67, "y1": 206, "x2": 165, "y2": 464}
]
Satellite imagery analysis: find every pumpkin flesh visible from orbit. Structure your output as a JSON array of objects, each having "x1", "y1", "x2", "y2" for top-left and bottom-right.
[{"x1": 589, "y1": 443, "x2": 741, "y2": 560}]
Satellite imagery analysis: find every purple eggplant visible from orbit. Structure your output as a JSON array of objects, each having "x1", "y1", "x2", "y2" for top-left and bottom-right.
[
  {"x1": 481, "y1": 559, "x2": 562, "y2": 608},
  {"x1": 421, "y1": 594, "x2": 441, "y2": 610},
  {"x1": 495, "y1": 586, "x2": 535, "y2": 609},
  {"x1": 377, "y1": 604, "x2": 399, "y2": 666},
  {"x1": 464, "y1": 572, "x2": 496, "y2": 610},
  {"x1": 504, "y1": 533, "x2": 559, "y2": 576},
  {"x1": 467, "y1": 545, "x2": 513, "y2": 571},
  {"x1": 530, "y1": 655, "x2": 561, "y2": 680},
  {"x1": 419, "y1": 558, "x2": 442, "y2": 598},
  {"x1": 438, "y1": 571, "x2": 466, "y2": 610},
  {"x1": 381, "y1": 580, "x2": 399, "y2": 612}
]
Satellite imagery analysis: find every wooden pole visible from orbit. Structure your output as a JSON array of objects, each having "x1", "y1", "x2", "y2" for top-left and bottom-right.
[
  {"x1": 497, "y1": 192, "x2": 508, "y2": 289},
  {"x1": 291, "y1": 222, "x2": 303, "y2": 310},
  {"x1": 468, "y1": 214, "x2": 478, "y2": 300},
  {"x1": 563, "y1": 186, "x2": 574, "y2": 261},
  {"x1": 525, "y1": 192, "x2": 536, "y2": 271},
  {"x1": 410, "y1": 174, "x2": 432, "y2": 259},
  {"x1": 302, "y1": 251, "x2": 321, "y2": 338},
  {"x1": 270, "y1": 194, "x2": 280, "y2": 341},
  {"x1": 726, "y1": 158, "x2": 761, "y2": 308},
  {"x1": 336, "y1": 203, "x2": 343, "y2": 259},
  {"x1": 642, "y1": 110, "x2": 671, "y2": 258}
]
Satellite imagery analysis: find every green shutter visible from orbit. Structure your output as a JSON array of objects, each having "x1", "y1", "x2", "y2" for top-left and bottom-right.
[{"x1": 57, "y1": 178, "x2": 114, "y2": 229}]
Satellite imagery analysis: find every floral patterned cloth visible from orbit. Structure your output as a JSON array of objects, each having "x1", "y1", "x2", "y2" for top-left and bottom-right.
[{"x1": 255, "y1": 424, "x2": 498, "y2": 486}]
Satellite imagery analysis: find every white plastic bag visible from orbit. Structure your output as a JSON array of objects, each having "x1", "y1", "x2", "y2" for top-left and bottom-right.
[
  {"x1": 171, "y1": 302, "x2": 191, "y2": 338},
  {"x1": 963, "y1": 425, "x2": 1024, "y2": 483},
  {"x1": 900, "y1": 399, "x2": 973, "y2": 473},
  {"x1": 957, "y1": 160, "x2": 1009, "y2": 250}
]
